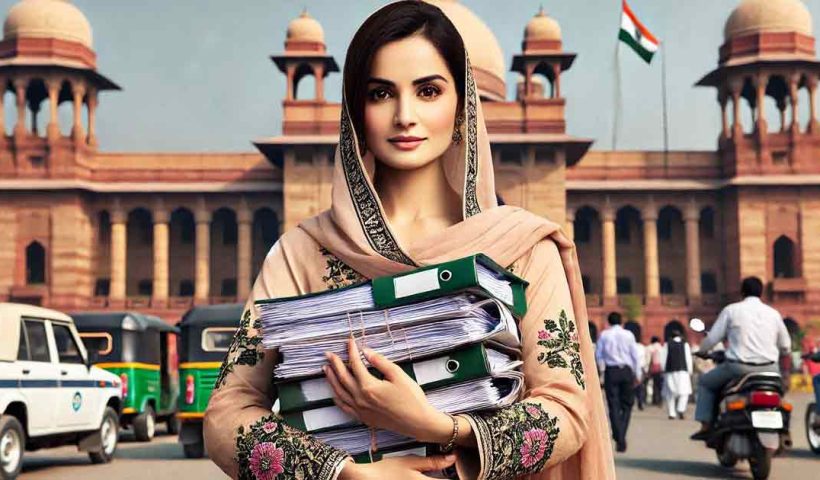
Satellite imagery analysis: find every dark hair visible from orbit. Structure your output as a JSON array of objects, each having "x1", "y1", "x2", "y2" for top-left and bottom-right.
[
  {"x1": 343, "y1": 0, "x2": 466, "y2": 143},
  {"x1": 624, "y1": 321, "x2": 642, "y2": 343},
  {"x1": 607, "y1": 311, "x2": 622, "y2": 326},
  {"x1": 650, "y1": 335, "x2": 660, "y2": 343},
  {"x1": 741, "y1": 276, "x2": 763, "y2": 298}
]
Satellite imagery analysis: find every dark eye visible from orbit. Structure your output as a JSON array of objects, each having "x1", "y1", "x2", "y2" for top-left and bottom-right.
[
  {"x1": 367, "y1": 88, "x2": 392, "y2": 101},
  {"x1": 418, "y1": 85, "x2": 441, "y2": 99}
]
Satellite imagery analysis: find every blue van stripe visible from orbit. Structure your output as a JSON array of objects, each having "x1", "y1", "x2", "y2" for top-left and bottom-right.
[
  {"x1": 0, "y1": 379, "x2": 114, "y2": 388},
  {"x1": 0, "y1": 380, "x2": 19, "y2": 388},
  {"x1": 19, "y1": 380, "x2": 60, "y2": 388}
]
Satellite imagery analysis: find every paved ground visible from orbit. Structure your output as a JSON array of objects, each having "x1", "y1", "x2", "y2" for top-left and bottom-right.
[{"x1": 17, "y1": 393, "x2": 820, "y2": 479}]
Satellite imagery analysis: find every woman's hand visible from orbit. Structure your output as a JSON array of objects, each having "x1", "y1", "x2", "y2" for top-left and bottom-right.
[
  {"x1": 339, "y1": 455, "x2": 456, "y2": 480},
  {"x1": 325, "y1": 338, "x2": 453, "y2": 443}
]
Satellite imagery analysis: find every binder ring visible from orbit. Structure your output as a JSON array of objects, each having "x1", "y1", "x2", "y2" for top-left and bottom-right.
[
  {"x1": 439, "y1": 269, "x2": 453, "y2": 282},
  {"x1": 446, "y1": 359, "x2": 460, "y2": 373}
]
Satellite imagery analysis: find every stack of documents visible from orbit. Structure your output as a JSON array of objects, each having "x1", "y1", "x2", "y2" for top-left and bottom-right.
[{"x1": 255, "y1": 254, "x2": 530, "y2": 459}]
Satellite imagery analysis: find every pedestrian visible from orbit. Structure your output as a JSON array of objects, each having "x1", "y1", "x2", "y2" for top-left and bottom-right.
[
  {"x1": 661, "y1": 328, "x2": 693, "y2": 420},
  {"x1": 646, "y1": 336, "x2": 664, "y2": 406},
  {"x1": 624, "y1": 322, "x2": 648, "y2": 410},
  {"x1": 595, "y1": 311, "x2": 643, "y2": 452}
]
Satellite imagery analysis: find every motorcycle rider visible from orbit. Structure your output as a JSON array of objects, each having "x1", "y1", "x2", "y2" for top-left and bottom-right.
[{"x1": 690, "y1": 276, "x2": 791, "y2": 440}]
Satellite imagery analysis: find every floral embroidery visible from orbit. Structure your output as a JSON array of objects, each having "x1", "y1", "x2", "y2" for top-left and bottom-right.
[
  {"x1": 465, "y1": 402, "x2": 559, "y2": 479},
  {"x1": 537, "y1": 309, "x2": 585, "y2": 389},
  {"x1": 236, "y1": 414, "x2": 347, "y2": 480},
  {"x1": 214, "y1": 309, "x2": 265, "y2": 390},
  {"x1": 249, "y1": 443, "x2": 284, "y2": 480},
  {"x1": 320, "y1": 248, "x2": 366, "y2": 290}
]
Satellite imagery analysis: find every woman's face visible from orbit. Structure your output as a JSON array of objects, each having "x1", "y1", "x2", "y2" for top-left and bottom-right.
[{"x1": 363, "y1": 34, "x2": 459, "y2": 170}]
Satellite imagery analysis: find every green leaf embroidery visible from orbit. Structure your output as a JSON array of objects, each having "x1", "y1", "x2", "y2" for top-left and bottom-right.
[
  {"x1": 536, "y1": 309, "x2": 585, "y2": 389},
  {"x1": 214, "y1": 309, "x2": 265, "y2": 390}
]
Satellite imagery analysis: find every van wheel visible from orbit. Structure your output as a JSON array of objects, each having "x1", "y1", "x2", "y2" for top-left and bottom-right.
[
  {"x1": 183, "y1": 441, "x2": 204, "y2": 459},
  {"x1": 166, "y1": 415, "x2": 180, "y2": 436},
  {"x1": 133, "y1": 406, "x2": 156, "y2": 442},
  {"x1": 89, "y1": 408, "x2": 119, "y2": 465},
  {"x1": 1, "y1": 415, "x2": 25, "y2": 480}
]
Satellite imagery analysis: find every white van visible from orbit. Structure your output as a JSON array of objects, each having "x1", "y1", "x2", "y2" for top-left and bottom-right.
[{"x1": 0, "y1": 303, "x2": 122, "y2": 479}]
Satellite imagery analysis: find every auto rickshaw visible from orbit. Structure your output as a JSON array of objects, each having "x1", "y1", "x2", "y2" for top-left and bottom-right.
[
  {"x1": 71, "y1": 312, "x2": 180, "y2": 442},
  {"x1": 176, "y1": 303, "x2": 243, "y2": 458}
]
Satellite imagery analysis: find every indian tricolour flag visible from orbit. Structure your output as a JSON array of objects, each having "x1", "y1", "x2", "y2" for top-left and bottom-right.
[{"x1": 619, "y1": 0, "x2": 659, "y2": 64}]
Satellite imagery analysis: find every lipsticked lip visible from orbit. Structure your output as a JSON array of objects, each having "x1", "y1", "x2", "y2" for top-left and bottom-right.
[{"x1": 388, "y1": 135, "x2": 426, "y2": 142}]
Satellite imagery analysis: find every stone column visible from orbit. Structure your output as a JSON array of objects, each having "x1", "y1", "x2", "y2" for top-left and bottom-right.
[
  {"x1": 109, "y1": 207, "x2": 127, "y2": 302},
  {"x1": 754, "y1": 74, "x2": 768, "y2": 135},
  {"x1": 314, "y1": 64, "x2": 325, "y2": 101},
  {"x1": 87, "y1": 88, "x2": 98, "y2": 147},
  {"x1": 789, "y1": 74, "x2": 800, "y2": 134},
  {"x1": 565, "y1": 207, "x2": 575, "y2": 243},
  {"x1": 641, "y1": 204, "x2": 660, "y2": 300},
  {"x1": 71, "y1": 81, "x2": 86, "y2": 143},
  {"x1": 286, "y1": 65, "x2": 295, "y2": 101},
  {"x1": 236, "y1": 203, "x2": 253, "y2": 300},
  {"x1": 46, "y1": 79, "x2": 60, "y2": 141},
  {"x1": 194, "y1": 208, "x2": 211, "y2": 303},
  {"x1": 808, "y1": 75, "x2": 818, "y2": 133},
  {"x1": 13, "y1": 78, "x2": 27, "y2": 139},
  {"x1": 684, "y1": 203, "x2": 702, "y2": 301},
  {"x1": 729, "y1": 78, "x2": 743, "y2": 138},
  {"x1": 601, "y1": 205, "x2": 617, "y2": 299},
  {"x1": 152, "y1": 207, "x2": 169, "y2": 305}
]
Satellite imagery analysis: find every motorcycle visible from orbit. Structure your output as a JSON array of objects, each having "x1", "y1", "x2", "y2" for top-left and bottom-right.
[
  {"x1": 689, "y1": 319, "x2": 792, "y2": 480},
  {"x1": 801, "y1": 351, "x2": 820, "y2": 454}
]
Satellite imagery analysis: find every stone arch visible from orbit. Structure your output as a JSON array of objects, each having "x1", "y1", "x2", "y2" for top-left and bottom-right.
[
  {"x1": 252, "y1": 208, "x2": 280, "y2": 279},
  {"x1": 293, "y1": 63, "x2": 317, "y2": 100},
  {"x1": 773, "y1": 235, "x2": 798, "y2": 279},
  {"x1": 210, "y1": 207, "x2": 238, "y2": 297},
  {"x1": 657, "y1": 205, "x2": 686, "y2": 295},
  {"x1": 615, "y1": 206, "x2": 642, "y2": 295},
  {"x1": 126, "y1": 208, "x2": 153, "y2": 296},
  {"x1": 25, "y1": 241, "x2": 46, "y2": 285},
  {"x1": 574, "y1": 206, "x2": 601, "y2": 295},
  {"x1": 531, "y1": 60, "x2": 557, "y2": 98},
  {"x1": 170, "y1": 208, "x2": 196, "y2": 296},
  {"x1": 57, "y1": 80, "x2": 74, "y2": 136}
]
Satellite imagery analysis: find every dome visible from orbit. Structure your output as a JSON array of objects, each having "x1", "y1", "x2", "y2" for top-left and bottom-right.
[
  {"x1": 424, "y1": 0, "x2": 506, "y2": 95},
  {"x1": 724, "y1": 0, "x2": 813, "y2": 40},
  {"x1": 4, "y1": 0, "x2": 92, "y2": 48},
  {"x1": 287, "y1": 10, "x2": 324, "y2": 44},
  {"x1": 525, "y1": 7, "x2": 561, "y2": 41}
]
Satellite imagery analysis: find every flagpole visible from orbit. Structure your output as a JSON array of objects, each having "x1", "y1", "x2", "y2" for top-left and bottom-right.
[
  {"x1": 661, "y1": 41, "x2": 669, "y2": 172},
  {"x1": 612, "y1": 23, "x2": 621, "y2": 150}
]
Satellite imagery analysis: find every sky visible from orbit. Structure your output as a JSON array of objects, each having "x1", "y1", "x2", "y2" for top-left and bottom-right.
[{"x1": 5, "y1": 0, "x2": 819, "y2": 153}]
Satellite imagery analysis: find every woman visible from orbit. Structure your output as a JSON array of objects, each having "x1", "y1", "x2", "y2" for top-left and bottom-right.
[
  {"x1": 203, "y1": 2, "x2": 614, "y2": 479},
  {"x1": 660, "y1": 328, "x2": 693, "y2": 420}
]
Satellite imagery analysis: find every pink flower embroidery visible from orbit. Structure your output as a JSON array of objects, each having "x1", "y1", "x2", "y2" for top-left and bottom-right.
[
  {"x1": 525, "y1": 405, "x2": 542, "y2": 419},
  {"x1": 249, "y1": 442, "x2": 285, "y2": 480},
  {"x1": 262, "y1": 421, "x2": 278, "y2": 434},
  {"x1": 538, "y1": 330, "x2": 551, "y2": 341},
  {"x1": 519, "y1": 428, "x2": 549, "y2": 469},
  {"x1": 570, "y1": 332, "x2": 579, "y2": 343}
]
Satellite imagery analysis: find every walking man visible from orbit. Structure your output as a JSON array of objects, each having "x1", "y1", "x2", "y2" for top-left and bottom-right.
[
  {"x1": 691, "y1": 277, "x2": 791, "y2": 439},
  {"x1": 596, "y1": 311, "x2": 643, "y2": 452}
]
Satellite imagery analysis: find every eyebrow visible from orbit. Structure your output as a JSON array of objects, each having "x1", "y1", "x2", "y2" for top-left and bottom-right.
[{"x1": 367, "y1": 74, "x2": 448, "y2": 87}]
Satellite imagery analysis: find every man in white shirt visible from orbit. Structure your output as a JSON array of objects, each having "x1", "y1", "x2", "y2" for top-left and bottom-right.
[
  {"x1": 691, "y1": 277, "x2": 791, "y2": 439},
  {"x1": 595, "y1": 312, "x2": 643, "y2": 452}
]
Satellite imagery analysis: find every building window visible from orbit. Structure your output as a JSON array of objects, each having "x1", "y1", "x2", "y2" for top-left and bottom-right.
[
  {"x1": 616, "y1": 217, "x2": 631, "y2": 243},
  {"x1": 29, "y1": 156, "x2": 44, "y2": 168},
  {"x1": 500, "y1": 148, "x2": 521, "y2": 164},
  {"x1": 700, "y1": 208, "x2": 715, "y2": 239},
  {"x1": 617, "y1": 277, "x2": 632, "y2": 294},
  {"x1": 574, "y1": 218, "x2": 591, "y2": 243},
  {"x1": 221, "y1": 278, "x2": 237, "y2": 297},
  {"x1": 581, "y1": 275, "x2": 591, "y2": 293},
  {"x1": 658, "y1": 215, "x2": 672, "y2": 241},
  {"x1": 179, "y1": 280, "x2": 194, "y2": 297},
  {"x1": 773, "y1": 235, "x2": 797, "y2": 278},
  {"x1": 701, "y1": 272, "x2": 717, "y2": 294},
  {"x1": 137, "y1": 279, "x2": 153, "y2": 296},
  {"x1": 660, "y1": 277, "x2": 674, "y2": 294},
  {"x1": 25, "y1": 241, "x2": 46, "y2": 285},
  {"x1": 772, "y1": 151, "x2": 789, "y2": 166},
  {"x1": 94, "y1": 278, "x2": 110, "y2": 296},
  {"x1": 223, "y1": 221, "x2": 237, "y2": 245}
]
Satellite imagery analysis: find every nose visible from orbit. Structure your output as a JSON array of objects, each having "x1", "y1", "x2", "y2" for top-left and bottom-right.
[{"x1": 393, "y1": 95, "x2": 417, "y2": 129}]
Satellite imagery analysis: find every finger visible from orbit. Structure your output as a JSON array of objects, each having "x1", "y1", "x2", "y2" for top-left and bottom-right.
[
  {"x1": 326, "y1": 351, "x2": 359, "y2": 394},
  {"x1": 348, "y1": 337, "x2": 376, "y2": 383},
  {"x1": 401, "y1": 453, "x2": 456, "y2": 472},
  {"x1": 362, "y1": 347, "x2": 403, "y2": 382},
  {"x1": 324, "y1": 365, "x2": 357, "y2": 407}
]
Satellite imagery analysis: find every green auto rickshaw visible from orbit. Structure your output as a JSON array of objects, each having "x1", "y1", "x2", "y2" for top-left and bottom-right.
[
  {"x1": 71, "y1": 312, "x2": 180, "y2": 442},
  {"x1": 176, "y1": 303, "x2": 242, "y2": 458}
]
